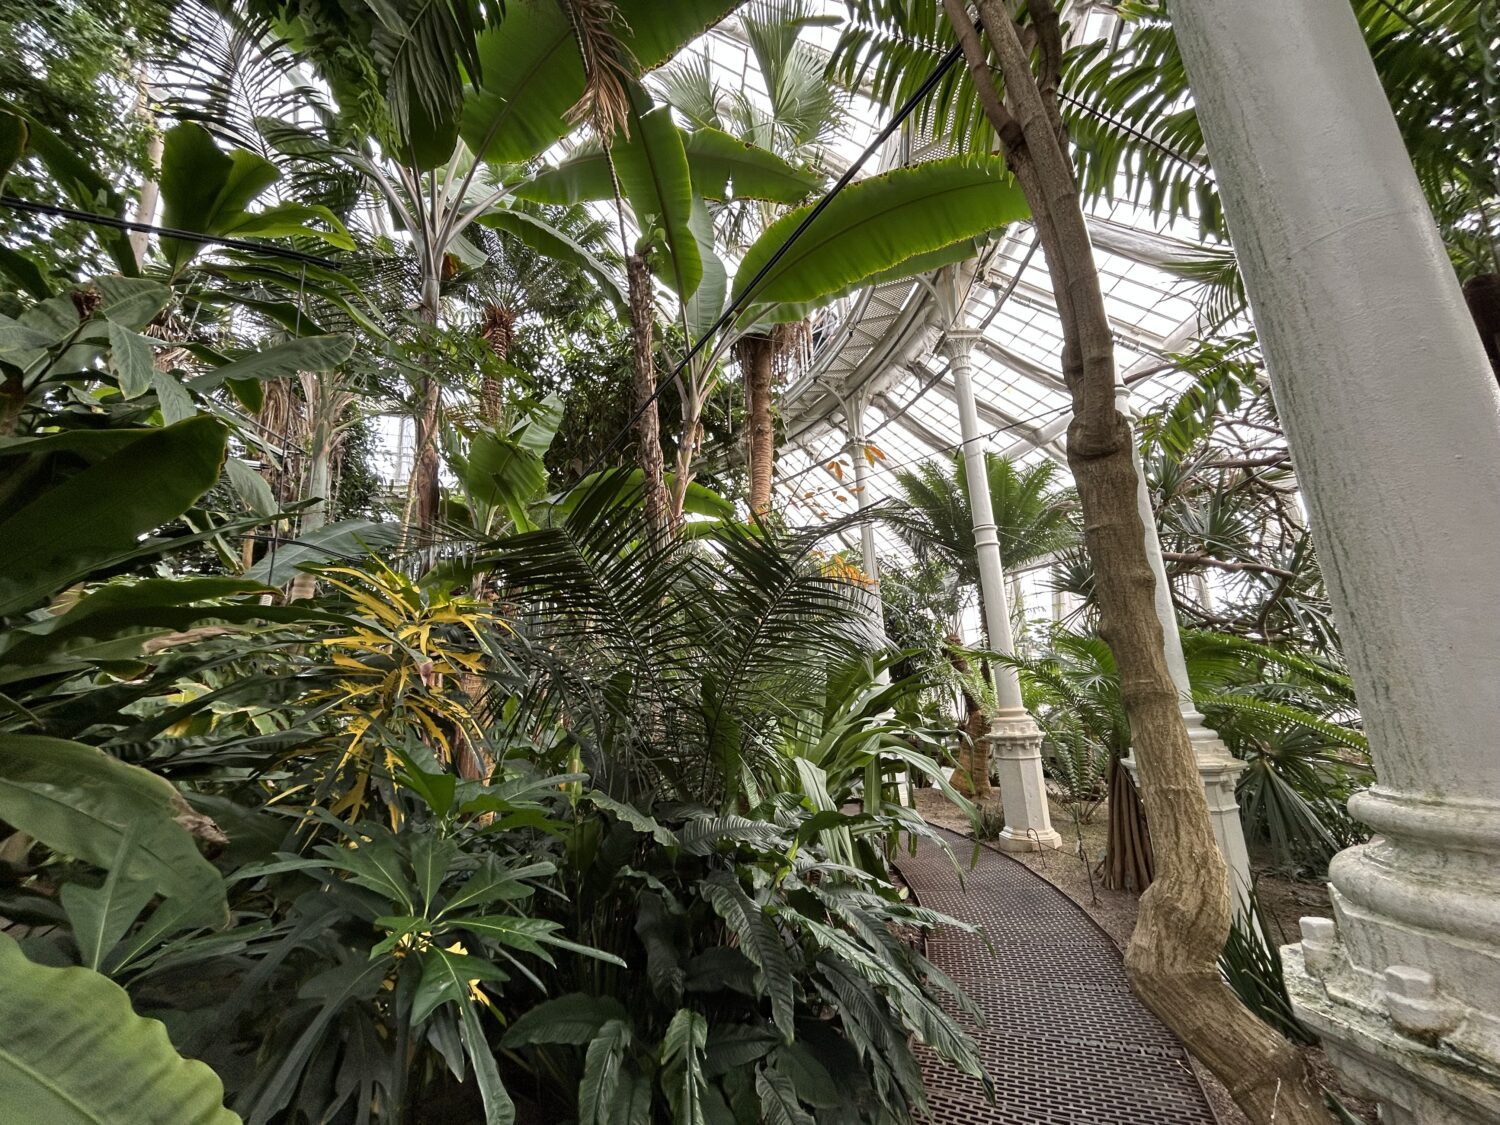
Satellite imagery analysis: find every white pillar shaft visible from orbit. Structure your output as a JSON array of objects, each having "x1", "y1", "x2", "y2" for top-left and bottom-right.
[
  {"x1": 1172, "y1": 0, "x2": 1500, "y2": 1116},
  {"x1": 849, "y1": 441, "x2": 880, "y2": 585},
  {"x1": 946, "y1": 329, "x2": 1060, "y2": 851},
  {"x1": 1171, "y1": 0, "x2": 1500, "y2": 802},
  {"x1": 947, "y1": 332, "x2": 1025, "y2": 713},
  {"x1": 845, "y1": 398, "x2": 887, "y2": 645}
]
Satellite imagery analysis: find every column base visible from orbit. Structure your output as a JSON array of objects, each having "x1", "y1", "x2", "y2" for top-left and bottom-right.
[
  {"x1": 1285, "y1": 941, "x2": 1500, "y2": 1123},
  {"x1": 1284, "y1": 788, "x2": 1500, "y2": 1122},
  {"x1": 987, "y1": 711, "x2": 1062, "y2": 852},
  {"x1": 992, "y1": 825, "x2": 1064, "y2": 853}
]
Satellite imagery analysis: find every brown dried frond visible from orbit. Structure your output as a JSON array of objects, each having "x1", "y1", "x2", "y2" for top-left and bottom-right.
[
  {"x1": 770, "y1": 319, "x2": 811, "y2": 382},
  {"x1": 558, "y1": 0, "x2": 638, "y2": 141},
  {"x1": 70, "y1": 288, "x2": 102, "y2": 320}
]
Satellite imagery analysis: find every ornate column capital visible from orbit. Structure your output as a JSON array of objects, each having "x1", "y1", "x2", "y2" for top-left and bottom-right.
[{"x1": 941, "y1": 326, "x2": 981, "y2": 363}]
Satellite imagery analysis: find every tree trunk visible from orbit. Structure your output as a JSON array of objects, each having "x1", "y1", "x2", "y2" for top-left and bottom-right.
[
  {"x1": 741, "y1": 334, "x2": 777, "y2": 517},
  {"x1": 1104, "y1": 751, "x2": 1154, "y2": 892},
  {"x1": 287, "y1": 420, "x2": 332, "y2": 602},
  {"x1": 407, "y1": 273, "x2": 443, "y2": 538},
  {"x1": 627, "y1": 254, "x2": 673, "y2": 540},
  {"x1": 945, "y1": 636, "x2": 993, "y2": 799},
  {"x1": 946, "y1": 3, "x2": 1333, "y2": 1120},
  {"x1": 478, "y1": 303, "x2": 516, "y2": 426}
]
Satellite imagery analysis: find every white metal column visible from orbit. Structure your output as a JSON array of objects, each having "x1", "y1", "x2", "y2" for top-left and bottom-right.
[
  {"x1": 1171, "y1": 0, "x2": 1500, "y2": 1118},
  {"x1": 946, "y1": 327, "x2": 1061, "y2": 851}
]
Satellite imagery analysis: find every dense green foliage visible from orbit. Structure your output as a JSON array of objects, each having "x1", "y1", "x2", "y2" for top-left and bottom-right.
[{"x1": 2, "y1": 0, "x2": 1482, "y2": 1119}]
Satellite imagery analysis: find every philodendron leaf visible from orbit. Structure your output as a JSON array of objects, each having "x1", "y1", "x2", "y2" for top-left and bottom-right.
[
  {"x1": 0, "y1": 933, "x2": 240, "y2": 1124},
  {"x1": 0, "y1": 734, "x2": 228, "y2": 926},
  {"x1": 0, "y1": 416, "x2": 228, "y2": 616},
  {"x1": 59, "y1": 822, "x2": 157, "y2": 972}
]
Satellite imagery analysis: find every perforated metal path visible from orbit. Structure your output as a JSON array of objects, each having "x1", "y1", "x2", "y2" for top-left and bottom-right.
[{"x1": 898, "y1": 828, "x2": 1217, "y2": 1125}]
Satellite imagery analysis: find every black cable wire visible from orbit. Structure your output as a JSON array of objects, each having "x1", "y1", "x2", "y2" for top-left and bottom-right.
[
  {"x1": 567, "y1": 35, "x2": 971, "y2": 490},
  {"x1": 0, "y1": 194, "x2": 339, "y2": 269}
]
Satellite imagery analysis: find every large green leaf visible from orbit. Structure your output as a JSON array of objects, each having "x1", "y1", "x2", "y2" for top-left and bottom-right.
[
  {"x1": 243, "y1": 518, "x2": 400, "y2": 586},
  {"x1": 0, "y1": 934, "x2": 239, "y2": 1124},
  {"x1": 661, "y1": 1008, "x2": 711, "y2": 1125},
  {"x1": 0, "y1": 417, "x2": 228, "y2": 616},
  {"x1": 733, "y1": 157, "x2": 1029, "y2": 308},
  {"x1": 158, "y1": 124, "x2": 351, "y2": 274},
  {"x1": 683, "y1": 198, "x2": 727, "y2": 341},
  {"x1": 0, "y1": 735, "x2": 228, "y2": 925},
  {"x1": 457, "y1": 433, "x2": 547, "y2": 530},
  {"x1": 501, "y1": 992, "x2": 629, "y2": 1047},
  {"x1": 477, "y1": 209, "x2": 627, "y2": 315},
  {"x1": 615, "y1": 94, "x2": 700, "y2": 299},
  {"x1": 159, "y1": 124, "x2": 278, "y2": 273},
  {"x1": 460, "y1": 0, "x2": 739, "y2": 166},
  {"x1": 59, "y1": 823, "x2": 156, "y2": 972},
  {"x1": 189, "y1": 334, "x2": 354, "y2": 393},
  {"x1": 516, "y1": 128, "x2": 814, "y2": 206},
  {"x1": 681, "y1": 128, "x2": 818, "y2": 203}
]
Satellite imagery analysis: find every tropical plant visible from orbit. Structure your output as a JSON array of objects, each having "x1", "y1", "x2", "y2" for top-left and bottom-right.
[
  {"x1": 891, "y1": 450, "x2": 1077, "y2": 797},
  {"x1": 504, "y1": 794, "x2": 989, "y2": 1124},
  {"x1": 892, "y1": 451, "x2": 1078, "y2": 589}
]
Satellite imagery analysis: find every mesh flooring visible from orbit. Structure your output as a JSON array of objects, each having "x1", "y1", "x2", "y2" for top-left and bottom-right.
[{"x1": 897, "y1": 828, "x2": 1218, "y2": 1124}]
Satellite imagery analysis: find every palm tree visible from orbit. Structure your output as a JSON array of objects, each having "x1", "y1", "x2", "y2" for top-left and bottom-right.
[
  {"x1": 662, "y1": 0, "x2": 846, "y2": 515},
  {"x1": 892, "y1": 451, "x2": 1076, "y2": 796},
  {"x1": 892, "y1": 451, "x2": 1077, "y2": 588}
]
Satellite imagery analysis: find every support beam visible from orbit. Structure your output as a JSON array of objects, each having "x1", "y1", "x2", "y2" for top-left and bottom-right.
[
  {"x1": 1171, "y1": 0, "x2": 1500, "y2": 1119},
  {"x1": 945, "y1": 327, "x2": 1061, "y2": 852}
]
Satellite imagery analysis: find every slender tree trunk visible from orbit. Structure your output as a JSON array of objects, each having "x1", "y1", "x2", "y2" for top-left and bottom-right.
[
  {"x1": 741, "y1": 334, "x2": 777, "y2": 517},
  {"x1": 287, "y1": 398, "x2": 333, "y2": 602},
  {"x1": 670, "y1": 380, "x2": 704, "y2": 520},
  {"x1": 945, "y1": 3, "x2": 1332, "y2": 1120},
  {"x1": 407, "y1": 272, "x2": 443, "y2": 537},
  {"x1": 130, "y1": 129, "x2": 163, "y2": 271},
  {"x1": 627, "y1": 253, "x2": 673, "y2": 539}
]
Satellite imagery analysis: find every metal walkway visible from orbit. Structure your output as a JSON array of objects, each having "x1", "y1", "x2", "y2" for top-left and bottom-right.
[{"x1": 898, "y1": 827, "x2": 1218, "y2": 1125}]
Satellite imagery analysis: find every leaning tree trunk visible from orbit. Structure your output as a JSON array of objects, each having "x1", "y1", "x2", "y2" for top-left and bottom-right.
[
  {"x1": 945, "y1": 2, "x2": 1333, "y2": 1120},
  {"x1": 739, "y1": 333, "x2": 777, "y2": 517},
  {"x1": 627, "y1": 254, "x2": 673, "y2": 541}
]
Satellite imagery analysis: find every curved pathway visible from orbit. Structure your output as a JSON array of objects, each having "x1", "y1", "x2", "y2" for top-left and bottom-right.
[{"x1": 899, "y1": 827, "x2": 1217, "y2": 1124}]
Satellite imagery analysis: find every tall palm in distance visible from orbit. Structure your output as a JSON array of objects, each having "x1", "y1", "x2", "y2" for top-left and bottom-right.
[
  {"x1": 662, "y1": 0, "x2": 847, "y2": 515},
  {"x1": 891, "y1": 451, "x2": 1077, "y2": 795},
  {"x1": 892, "y1": 451, "x2": 1078, "y2": 590}
]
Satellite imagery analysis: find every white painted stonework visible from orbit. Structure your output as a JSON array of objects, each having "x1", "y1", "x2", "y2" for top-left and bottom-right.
[
  {"x1": 1170, "y1": 0, "x2": 1500, "y2": 1119},
  {"x1": 944, "y1": 326, "x2": 1062, "y2": 852}
]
